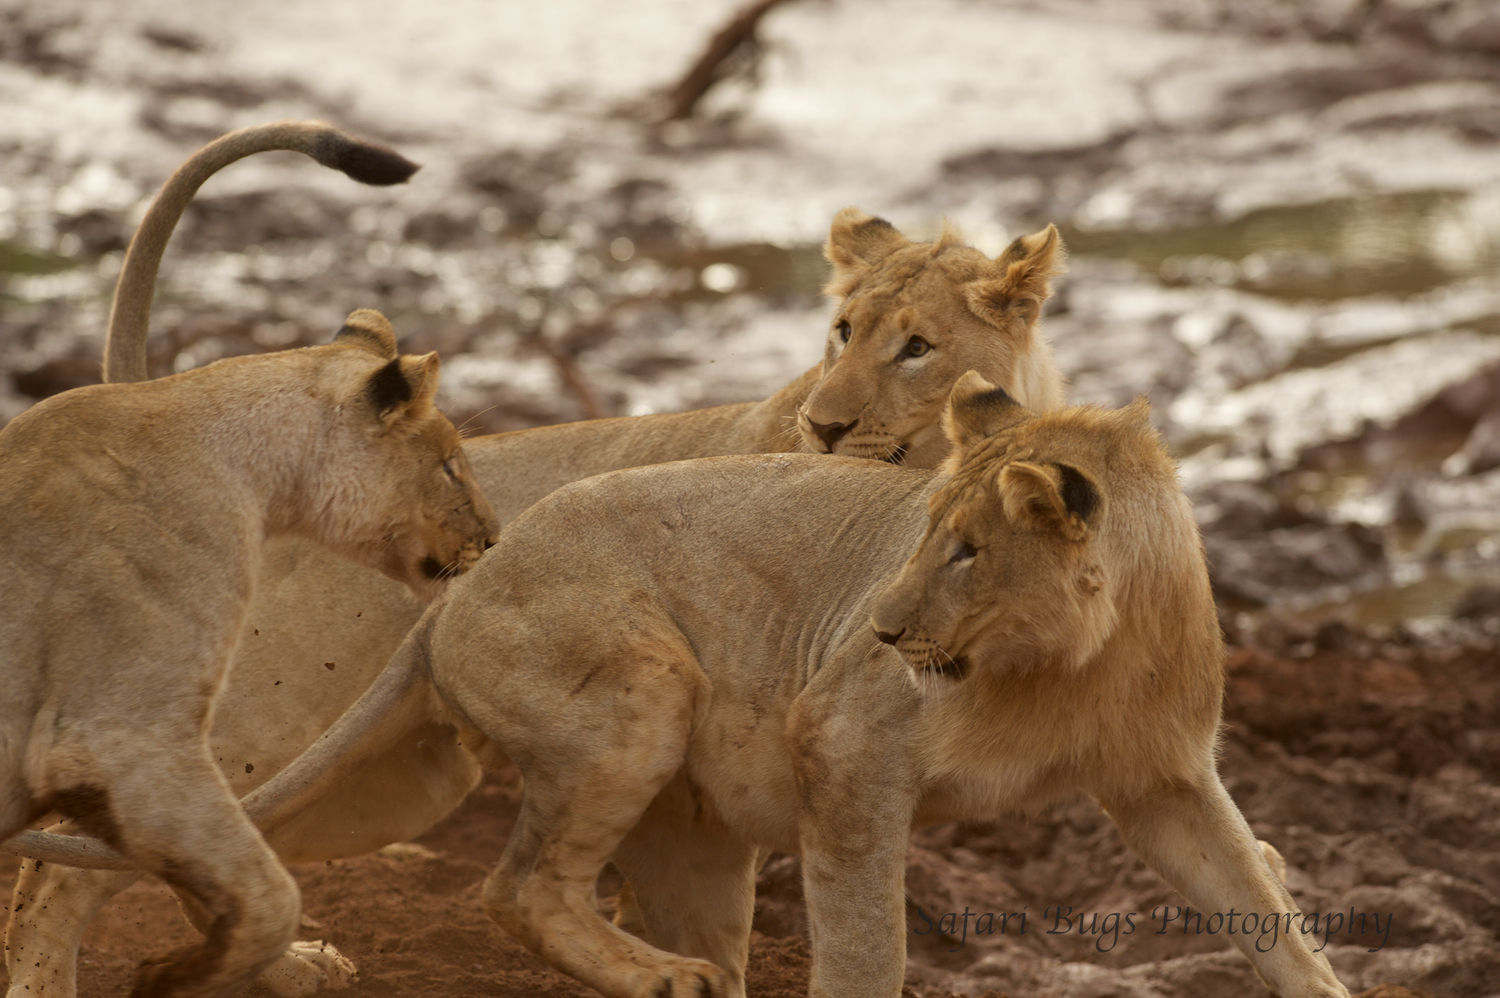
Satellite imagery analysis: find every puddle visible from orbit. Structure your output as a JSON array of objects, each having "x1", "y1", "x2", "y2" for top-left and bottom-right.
[
  {"x1": 0, "y1": 241, "x2": 75, "y2": 279},
  {"x1": 654, "y1": 188, "x2": 1500, "y2": 312},
  {"x1": 650, "y1": 242, "x2": 828, "y2": 304},
  {"x1": 1291, "y1": 573, "x2": 1500, "y2": 630},
  {"x1": 1061, "y1": 188, "x2": 1500, "y2": 301}
]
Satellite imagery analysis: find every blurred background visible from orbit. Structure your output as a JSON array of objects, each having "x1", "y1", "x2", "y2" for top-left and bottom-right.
[
  {"x1": 3, "y1": 3, "x2": 1500, "y2": 996},
  {"x1": 3, "y1": 0, "x2": 1500, "y2": 630},
  {"x1": 6, "y1": 0, "x2": 1500, "y2": 632}
]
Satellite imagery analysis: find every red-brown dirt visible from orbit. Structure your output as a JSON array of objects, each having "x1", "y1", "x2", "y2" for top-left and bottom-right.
[{"x1": 2, "y1": 624, "x2": 1494, "y2": 997}]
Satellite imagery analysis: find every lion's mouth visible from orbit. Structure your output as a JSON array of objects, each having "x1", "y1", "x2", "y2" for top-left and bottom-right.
[
  {"x1": 881, "y1": 444, "x2": 908, "y2": 465},
  {"x1": 419, "y1": 556, "x2": 450, "y2": 581}
]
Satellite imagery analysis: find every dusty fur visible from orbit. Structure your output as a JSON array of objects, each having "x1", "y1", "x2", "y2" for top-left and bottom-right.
[
  {"x1": 226, "y1": 377, "x2": 1349, "y2": 998},
  {"x1": 0, "y1": 304, "x2": 495, "y2": 998},
  {"x1": 5, "y1": 204, "x2": 1073, "y2": 996}
]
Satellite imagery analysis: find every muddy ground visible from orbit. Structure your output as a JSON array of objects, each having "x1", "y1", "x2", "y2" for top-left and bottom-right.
[
  {"x1": 3, "y1": 619, "x2": 1496, "y2": 997},
  {"x1": 3, "y1": 0, "x2": 1500, "y2": 995}
]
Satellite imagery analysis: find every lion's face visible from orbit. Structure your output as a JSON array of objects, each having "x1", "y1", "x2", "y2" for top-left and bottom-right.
[
  {"x1": 870, "y1": 375, "x2": 1156, "y2": 683},
  {"x1": 356, "y1": 413, "x2": 496, "y2": 602},
  {"x1": 797, "y1": 209, "x2": 1066, "y2": 469},
  {"x1": 307, "y1": 311, "x2": 498, "y2": 601}
]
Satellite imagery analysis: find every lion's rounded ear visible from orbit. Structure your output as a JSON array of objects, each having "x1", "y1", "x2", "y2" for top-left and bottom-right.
[
  {"x1": 941, "y1": 370, "x2": 1028, "y2": 459},
  {"x1": 1118, "y1": 395, "x2": 1153, "y2": 430},
  {"x1": 822, "y1": 207, "x2": 908, "y2": 298},
  {"x1": 964, "y1": 224, "x2": 1066, "y2": 332},
  {"x1": 368, "y1": 352, "x2": 440, "y2": 425},
  {"x1": 336, "y1": 309, "x2": 399, "y2": 359},
  {"x1": 999, "y1": 460, "x2": 1097, "y2": 542}
]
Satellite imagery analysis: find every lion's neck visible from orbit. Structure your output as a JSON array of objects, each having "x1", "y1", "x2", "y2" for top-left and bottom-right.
[
  {"x1": 165, "y1": 362, "x2": 325, "y2": 540},
  {"x1": 726, "y1": 364, "x2": 820, "y2": 453}
]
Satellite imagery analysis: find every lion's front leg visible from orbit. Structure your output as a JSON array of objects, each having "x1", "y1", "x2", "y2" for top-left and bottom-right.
[
  {"x1": 1099, "y1": 774, "x2": 1351, "y2": 998},
  {"x1": 791, "y1": 710, "x2": 916, "y2": 998}
]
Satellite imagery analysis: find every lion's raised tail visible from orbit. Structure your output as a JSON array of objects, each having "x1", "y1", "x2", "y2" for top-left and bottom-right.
[
  {"x1": 104, "y1": 119, "x2": 420, "y2": 384},
  {"x1": 0, "y1": 608, "x2": 439, "y2": 871}
]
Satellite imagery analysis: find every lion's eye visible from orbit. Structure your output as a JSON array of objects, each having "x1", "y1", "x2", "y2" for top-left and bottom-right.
[
  {"x1": 442, "y1": 458, "x2": 457, "y2": 480},
  {"x1": 948, "y1": 541, "x2": 976, "y2": 564},
  {"x1": 836, "y1": 319, "x2": 852, "y2": 343},
  {"x1": 905, "y1": 336, "x2": 931, "y2": 358}
]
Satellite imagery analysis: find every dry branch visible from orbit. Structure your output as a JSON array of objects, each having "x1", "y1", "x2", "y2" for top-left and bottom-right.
[
  {"x1": 527, "y1": 332, "x2": 606, "y2": 421},
  {"x1": 662, "y1": 0, "x2": 791, "y2": 122}
]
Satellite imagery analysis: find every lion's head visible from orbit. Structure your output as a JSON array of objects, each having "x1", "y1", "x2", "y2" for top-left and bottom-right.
[
  {"x1": 303, "y1": 309, "x2": 497, "y2": 600},
  {"x1": 796, "y1": 209, "x2": 1067, "y2": 468},
  {"x1": 870, "y1": 372, "x2": 1214, "y2": 684}
]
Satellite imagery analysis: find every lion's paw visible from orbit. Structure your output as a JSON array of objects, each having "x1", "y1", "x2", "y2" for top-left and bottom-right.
[
  {"x1": 631, "y1": 962, "x2": 732, "y2": 998},
  {"x1": 252, "y1": 940, "x2": 357, "y2": 997}
]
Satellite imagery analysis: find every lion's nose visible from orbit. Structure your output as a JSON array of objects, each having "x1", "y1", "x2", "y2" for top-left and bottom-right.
[
  {"x1": 807, "y1": 417, "x2": 857, "y2": 452},
  {"x1": 874, "y1": 627, "x2": 904, "y2": 646}
]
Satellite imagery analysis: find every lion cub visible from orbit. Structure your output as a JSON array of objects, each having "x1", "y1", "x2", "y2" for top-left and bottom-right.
[
  {"x1": 240, "y1": 375, "x2": 1349, "y2": 998},
  {"x1": 0, "y1": 309, "x2": 496, "y2": 998}
]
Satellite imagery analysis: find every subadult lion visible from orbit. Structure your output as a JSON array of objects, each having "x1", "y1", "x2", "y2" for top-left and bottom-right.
[
  {"x1": 2, "y1": 119, "x2": 435, "y2": 997},
  {"x1": 0, "y1": 307, "x2": 497, "y2": 998},
  {"x1": 6, "y1": 139, "x2": 1071, "y2": 995},
  {"x1": 238, "y1": 375, "x2": 1350, "y2": 998}
]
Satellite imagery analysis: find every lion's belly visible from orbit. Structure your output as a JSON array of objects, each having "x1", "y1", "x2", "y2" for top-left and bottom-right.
[{"x1": 684, "y1": 704, "x2": 803, "y2": 853}]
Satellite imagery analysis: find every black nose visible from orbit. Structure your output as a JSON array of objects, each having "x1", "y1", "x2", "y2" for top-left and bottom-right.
[
  {"x1": 874, "y1": 627, "x2": 903, "y2": 646},
  {"x1": 807, "y1": 417, "x2": 857, "y2": 452}
]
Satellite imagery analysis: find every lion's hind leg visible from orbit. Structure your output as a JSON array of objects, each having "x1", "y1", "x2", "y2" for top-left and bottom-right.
[
  {"x1": 458, "y1": 644, "x2": 733, "y2": 998},
  {"x1": 610, "y1": 775, "x2": 759, "y2": 998},
  {"x1": 51, "y1": 747, "x2": 301, "y2": 998},
  {"x1": 1100, "y1": 775, "x2": 1350, "y2": 998},
  {"x1": 6, "y1": 827, "x2": 144, "y2": 998},
  {"x1": 167, "y1": 879, "x2": 356, "y2": 997}
]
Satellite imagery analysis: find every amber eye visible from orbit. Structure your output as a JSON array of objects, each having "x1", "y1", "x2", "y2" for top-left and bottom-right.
[
  {"x1": 948, "y1": 541, "x2": 976, "y2": 564},
  {"x1": 905, "y1": 336, "x2": 931, "y2": 358},
  {"x1": 836, "y1": 319, "x2": 852, "y2": 343}
]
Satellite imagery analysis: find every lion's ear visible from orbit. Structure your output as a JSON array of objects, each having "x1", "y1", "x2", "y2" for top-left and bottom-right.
[
  {"x1": 335, "y1": 309, "x2": 400, "y2": 360},
  {"x1": 998, "y1": 460, "x2": 1097, "y2": 542},
  {"x1": 941, "y1": 370, "x2": 1029, "y2": 461},
  {"x1": 963, "y1": 224, "x2": 1066, "y2": 331},
  {"x1": 822, "y1": 207, "x2": 908, "y2": 298},
  {"x1": 1117, "y1": 395, "x2": 1154, "y2": 431},
  {"x1": 367, "y1": 352, "x2": 441, "y2": 427}
]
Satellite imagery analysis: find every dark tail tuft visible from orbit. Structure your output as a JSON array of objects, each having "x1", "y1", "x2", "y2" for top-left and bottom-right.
[{"x1": 316, "y1": 131, "x2": 420, "y2": 186}]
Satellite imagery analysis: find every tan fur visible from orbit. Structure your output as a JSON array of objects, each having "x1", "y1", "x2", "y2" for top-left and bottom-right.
[
  {"x1": 6, "y1": 208, "x2": 1071, "y2": 994},
  {"x1": 0, "y1": 306, "x2": 495, "y2": 998},
  {"x1": 224, "y1": 379, "x2": 1349, "y2": 998},
  {"x1": 801, "y1": 208, "x2": 1067, "y2": 466},
  {"x1": 105, "y1": 119, "x2": 419, "y2": 384}
]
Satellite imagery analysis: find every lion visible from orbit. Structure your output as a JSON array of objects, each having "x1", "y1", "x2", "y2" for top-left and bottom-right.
[
  {"x1": 0, "y1": 304, "x2": 496, "y2": 998},
  {"x1": 222, "y1": 374, "x2": 1350, "y2": 998},
  {"x1": 5, "y1": 120, "x2": 1074, "y2": 984},
  {"x1": 6, "y1": 172, "x2": 1072, "y2": 994}
]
